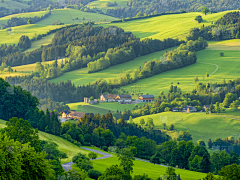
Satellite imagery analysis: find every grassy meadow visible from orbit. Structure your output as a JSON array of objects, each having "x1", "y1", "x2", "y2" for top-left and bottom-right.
[
  {"x1": 36, "y1": 9, "x2": 119, "y2": 25},
  {"x1": 99, "y1": 10, "x2": 240, "y2": 40},
  {"x1": 87, "y1": 0, "x2": 128, "y2": 11},
  {"x1": 0, "y1": 119, "x2": 103, "y2": 163},
  {"x1": 132, "y1": 111, "x2": 240, "y2": 144},
  {"x1": 0, "y1": 0, "x2": 29, "y2": 11},
  {"x1": 0, "y1": 24, "x2": 65, "y2": 45},
  {"x1": 0, "y1": 59, "x2": 64, "y2": 78},
  {"x1": 0, "y1": 10, "x2": 47, "y2": 27},
  {"x1": 67, "y1": 102, "x2": 139, "y2": 115},
  {"x1": 72, "y1": 155, "x2": 207, "y2": 180},
  {"x1": 49, "y1": 47, "x2": 176, "y2": 86}
]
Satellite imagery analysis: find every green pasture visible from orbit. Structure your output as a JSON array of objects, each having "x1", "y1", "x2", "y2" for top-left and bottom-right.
[
  {"x1": 132, "y1": 111, "x2": 240, "y2": 144},
  {"x1": 72, "y1": 155, "x2": 207, "y2": 180},
  {"x1": 49, "y1": 47, "x2": 176, "y2": 86},
  {"x1": 99, "y1": 10, "x2": 240, "y2": 40},
  {"x1": 122, "y1": 49, "x2": 240, "y2": 96},
  {"x1": 87, "y1": 0, "x2": 128, "y2": 11},
  {"x1": 0, "y1": 0, "x2": 29, "y2": 11},
  {"x1": 36, "y1": 9, "x2": 118, "y2": 25},
  {"x1": 0, "y1": 11, "x2": 46, "y2": 27},
  {"x1": 0, "y1": 24, "x2": 65, "y2": 45},
  {"x1": 0, "y1": 59, "x2": 64, "y2": 78},
  {"x1": 67, "y1": 102, "x2": 139, "y2": 115},
  {"x1": 0, "y1": 119, "x2": 102, "y2": 163}
]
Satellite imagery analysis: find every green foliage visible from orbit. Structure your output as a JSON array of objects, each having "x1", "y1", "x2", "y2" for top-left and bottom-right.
[
  {"x1": 139, "y1": 118, "x2": 145, "y2": 125},
  {"x1": 88, "y1": 169, "x2": 103, "y2": 180},
  {"x1": 220, "y1": 52, "x2": 224, "y2": 57},
  {"x1": 88, "y1": 152, "x2": 98, "y2": 160},
  {"x1": 201, "y1": 6, "x2": 209, "y2": 15},
  {"x1": 0, "y1": 134, "x2": 53, "y2": 179},
  {"x1": 195, "y1": 15, "x2": 203, "y2": 23},
  {"x1": 223, "y1": 93, "x2": 237, "y2": 108},
  {"x1": 197, "y1": 140, "x2": 206, "y2": 146},
  {"x1": 117, "y1": 148, "x2": 135, "y2": 175},
  {"x1": 18, "y1": 35, "x2": 31, "y2": 50},
  {"x1": 1, "y1": 117, "x2": 41, "y2": 152},
  {"x1": 98, "y1": 164, "x2": 125, "y2": 180},
  {"x1": 150, "y1": 151, "x2": 162, "y2": 164}
]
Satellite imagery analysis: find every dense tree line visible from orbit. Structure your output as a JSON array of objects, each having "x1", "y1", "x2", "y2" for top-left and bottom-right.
[
  {"x1": 88, "y1": 38, "x2": 182, "y2": 73},
  {"x1": 2, "y1": 10, "x2": 51, "y2": 29},
  {"x1": 91, "y1": 38, "x2": 207, "y2": 91},
  {"x1": 215, "y1": 11, "x2": 240, "y2": 25},
  {"x1": 105, "y1": 0, "x2": 240, "y2": 18}
]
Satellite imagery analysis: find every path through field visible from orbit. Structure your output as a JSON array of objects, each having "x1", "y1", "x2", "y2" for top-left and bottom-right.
[{"x1": 62, "y1": 147, "x2": 112, "y2": 171}]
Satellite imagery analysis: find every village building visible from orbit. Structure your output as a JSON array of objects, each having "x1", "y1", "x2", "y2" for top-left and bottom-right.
[
  {"x1": 187, "y1": 106, "x2": 197, "y2": 113},
  {"x1": 115, "y1": 94, "x2": 132, "y2": 103},
  {"x1": 203, "y1": 105, "x2": 211, "y2": 110},
  {"x1": 61, "y1": 110, "x2": 86, "y2": 120},
  {"x1": 172, "y1": 107, "x2": 179, "y2": 112},
  {"x1": 100, "y1": 94, "x2": 117, "y2": 102},
  {"x1": 138, "y1": 95, "x2": 155, "y2": 102}
]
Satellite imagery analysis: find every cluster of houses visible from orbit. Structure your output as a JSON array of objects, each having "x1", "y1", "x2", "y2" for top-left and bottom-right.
[
  {"x1": 61, "y1": 110, "x2": 94, "y2": 120},
  {"x1": 172, "y1": 105, "x2": 210, "y2": 113},
  {"x1": 99, "y1": 94, "x2": 155, "y2": 103}
]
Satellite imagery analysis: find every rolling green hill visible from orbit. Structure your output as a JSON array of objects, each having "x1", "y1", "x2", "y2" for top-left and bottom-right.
[
  {"x1": 0, "y1": 59, "x2": 64, "y2": 78},
  {"x1": 0, "y1": 119, "x2": 101, "y2": 163},
  {"x1": 132, "y1": 111, "x2": 240, "y2": 144},
  {"x1": 0, "y1": 10, "x2": 47, "y2": 27},
  {"x1": 99, "y1": 10, "x2": 240, "y2": 40},
  {"x1": 49, "y1": 46, "x2": 176, "y2": 86},
  {"x1": 36, "y1": 9, "x2": 119, "y2": 25},
  {"x1": 0, "y1": 24, "x2": 65, "y2": 45},
  {"x1": 87, "y1": 0, "x2": 128, "y2": 11},
  {"x1": 0, "y1": 0, "x2": 29, "y2": 11},
  {"x1": 72, "y1": 155, "x2": 207, "y2": 180}
]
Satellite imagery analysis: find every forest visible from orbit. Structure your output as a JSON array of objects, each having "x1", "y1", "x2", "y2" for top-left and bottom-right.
[{"x1": 106, "y1": 0, "x2": 240, "y2": 18}]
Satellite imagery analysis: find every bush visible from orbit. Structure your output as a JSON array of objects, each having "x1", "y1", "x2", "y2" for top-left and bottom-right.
[
  {"x1": 88, "y1": 169, "x2": 103, "y2": 180},
  {"x1": 220, "y1": 52, "x2": 224, "y2": 56},
  {"x1": 102, "y1": 146, "x2": 108, "y2": 151},
  {"x1": 195, "y1": 15, "x2": 203, "y2": 23}
]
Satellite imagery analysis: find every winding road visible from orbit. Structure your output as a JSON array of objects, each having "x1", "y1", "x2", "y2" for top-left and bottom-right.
[
  {"x1": 62, "y1": 147, "x2": 112, "y2": 171},
  {"x1": 62, "y1": 147, "x2": 168, "y2": 171}
]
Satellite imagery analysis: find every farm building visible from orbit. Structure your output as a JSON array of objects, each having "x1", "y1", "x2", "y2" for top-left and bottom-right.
[
  {"x1": 61, "y1": 110, "x2": 86, "y2": 119},
  {"x1": 100, "y1": 94, "x2": 117, "y2": 102},
  {"x1": 203, "y1": 105, "x2": 211, "y2": 110},
  {"x1": 187, "y1": 106, "x2": 197, "y2": 113},
  {"x1": 138, "y1": 95, "x2": 155, "y2": 102},
  {"x1": 172, "y1": 107, "x2": 179, "y2": 112},
  {"x1": 115, "y1": 94, "x2": 132, "y2": 102}
]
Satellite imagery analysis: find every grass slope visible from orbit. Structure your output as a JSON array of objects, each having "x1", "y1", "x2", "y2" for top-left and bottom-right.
[
  {"x1": 99, "y1": 10, "x2": 240, "y2": 40},
  {"x1": 67, "y1": 102, "x2": 138, "y2": 115},
  {"x1": 0, "y1": 59, "x2": 64, "y2": 78},
  {"x1": 122, "y1": 48, "x2": 240, "y2": 96},
  {"x1": 72, "y1": 155, "x2": 206, "y2": 180},
  {"x1": 0, "y1": 119, "x2": 102, "y2": 163},
  {"x1": 132, "y1": 111, "x2": 240, "y2": 144},
  {"x1": 49, "y1": 47, "x2": 176, "y2": 86},
  {"x1": 37, "y1": 9, "x2": 119, "y2": 25},
  {"x1": 0, "y1": 11, "x2": 47, "y2": 27},
  {"x1": 87, "y1": 0, "x2": 128, "y2": 11},
  {"x1": 0, "y1": 0, "x2": 29, "y2": 11},
  {"x1": 0, "y1": 24, "x2": 65, "y2": 45}
]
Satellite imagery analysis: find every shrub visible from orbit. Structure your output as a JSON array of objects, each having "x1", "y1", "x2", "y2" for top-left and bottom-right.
[
  {"x1": 220, "y1": 52, "x2": 224, "y2": 56},
  {"x1": 102, "y1": 146, "x2": 108, "y2": 151},
  {"x1": 88, "y1": 169, "x2": 103, "y2": 180}
]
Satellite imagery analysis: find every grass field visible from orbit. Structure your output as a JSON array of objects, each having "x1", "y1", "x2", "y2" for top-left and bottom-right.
[
  {"x1": 0, "y1": 59, "x2": 64, "y2": 78},
  {"x1": 0, "y1": 11, "x2": 47, "y2": 27},
  {"x1": 49, "y1": 47, "x2": 176, "y2": 86},
  {"x1": 132, "y1": 111, "x2": 240, "y2": 144},
  {"x1": 0, "y1": 24, "x2": 65, "y2": 45},
  {"x1": 0, "y1": 0, "x2": 29, "y2": 11},
  {"x1": 67, "y1": 102, "x2": 139, "y2": 115},
  {"x1": 122, "y1": 48, "x2": 240, "y2": 96},
  {"x1": 207, "y1": 39, "x2": 240, "y2": 50},
  {"x1": 72, "y1": 155, "x2": 206, "y2": 180},
  {"x1": 98, "y1": 10, "x2": 240, "y2": 40},
  {"x1": 36, "y1": 9, "x2": 119, "y2": 25},
  {"x1": 0, "y1": 119, "x2": 102, "y2": 163},
  {"x1": 87, "y1": 0, "x2": 128, "y2": 11}
]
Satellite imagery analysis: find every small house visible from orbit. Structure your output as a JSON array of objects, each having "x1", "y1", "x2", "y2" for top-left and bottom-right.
[
  {"x1": 172, "y1": 107, "x2": 179, "y2": 112},
  {"x1": 62, "y1": 111, "x2": 71, "y2": 118},
  {"x1": 138, "y1": 95, "x2": 155, "y2": 102},
  {"x1": 100, "y1": 94, "x2": 117, "y2": 102},
  {"x1": 115, "y1": 94, "x2": 132, "y2": 103},
  {"x1": 187, "y1": 106, "x2": 197, "y2": 113},
  {"x1": 61, "y1": 111, "x2": 86, "y2": 120},
  {"x1": 203, "y1": 105, "x2": 211, "y2": 110}
]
